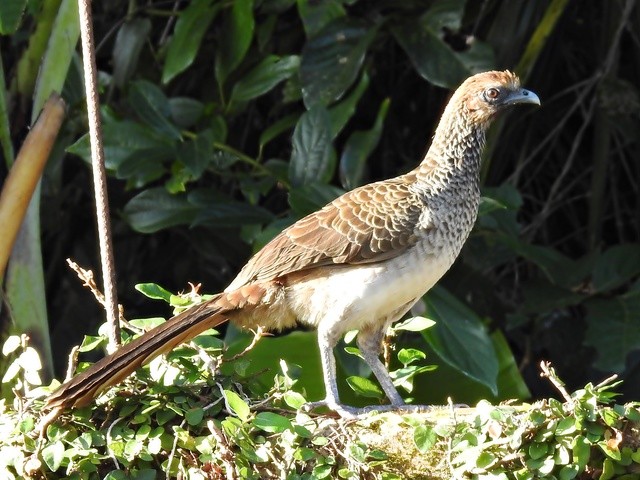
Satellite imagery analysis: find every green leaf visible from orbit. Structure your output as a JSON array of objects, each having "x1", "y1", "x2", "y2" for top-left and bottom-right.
[
  {"x1": 78, "y1": 335, "x2": 106, "y2": 353},
  {"x1": 584, "y1": 292, "x2": 640, "y2": 372},
  {"x1": 129, "y1": 80, "x2": 182, "y2": 140},
  {"x1": 592, "y1": 244, "x2": 640, "y2": 292},
  {"x1": 67, "y1": 118, "x2": 171, "y2": 171},
  {"x1": 252, "y1": 412, "x2": 292, "y2": 433},
  {"x1": 177, "y1": 129, "x2": 215, "y2": 178},
  {"x1": 391, "y1": 3, "x2": 495, "y2": 88},
  {"x1": 289, "y1": 183, "x2": 344, "y2": 217},
  {"x1": 327, "y1": 72, "x2": 370, "y2": 138},
  {"x1": 189, "y1": 189, "x2": 274, "y2": 227},
  {"x1": 259, "y1": 113, "x2": 300, "y2": 153},
  {"x1": 0, "y1": 0, "x2": 26, "y2": 34},
  {"x1": 289, "y1": 106, "x2": 335, "y2": 187},
  {"x1": 224, "y1": 390, "x2": 251, "y2": 422},
  {"x1": 231, "y1": 55, "x2": 300, "y2": 103},
  {"x1": 421, "y1": 287, "x2": 499, "y2": 394},
  {"x1": 520, "y1": 279, "x2": 586, "y2": 315},
  {"x1": 185, "y1": 407, "x2": 204, "y2": 426},
  {"x1": 346, "y1": 376, "x2": 384, "y2": 398},
  {"x1": 339, "y1": 98, "x2": 389, "y2": 189},
  {"x1": 300, "y1": 17, "x2": 377, "y2": 108},
  {"x1": 116, "y1": 147, "x2": 172, "y2": 187},
  {"x1": 529, "y1": 442, "x2": 548, "y2": 460},
  {"x1": 478, "y1": 196, "x2": 508, "y2": 217},
  {"x1": 559, "y1": 465, "x2": 579, "y2": 480},
  {"x1": 394, "y1": 316, "x2": 436, "y2": 332},
  {"x1": 413, "y1": 424, "x2": 437, "y2": 453},
  {"x1": 492, "y1": 330, "x2": 530, "y2": 399},
  {"x1": 123, "y1": 188, "x2": 198, "y2": 233},
  {"x1": 113, "y1": 18, "x2": 151, "y2": 88},
  {"x1": 169, "y1": 97, "x2": 205, "y2": 129},
  {"x1": 283, "y1": 391, "x2": 307, "y2": 409},
  {"x1": 297, "y1": 0, "x2": 345, "y2": 37},
  {"x1": 397, "y1": 348, "x2": 426, "y2": 366},
  {"x1": 215, "y1": 0, "x2": 255, "y2": 89},
  {"x1": 135, "y1": 283, "x2": 173, "y2": 301},
  {"x1": 41, "y1": 440, "x2": 65, "y2": 471},
  {"x1": 163, "y1": 0, "x2": 220, "y2": 84}
]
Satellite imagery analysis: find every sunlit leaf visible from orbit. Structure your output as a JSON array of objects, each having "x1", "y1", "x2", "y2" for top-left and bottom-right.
[
  {"x1": 346, "y1": 376, "x2": 383, "y2": 398},
  {"x1": 413, "y1": 424, "x2": 437, "y2": 453},
  {"x1": 252, "y1": 412, "x2": 292, "y2": 433},
  {"x1": 135, "y1": 283, "x2": 173, "y2": 301},
  {"x1": 224, "y1": 390, "x2": 251, "y2": 422}
]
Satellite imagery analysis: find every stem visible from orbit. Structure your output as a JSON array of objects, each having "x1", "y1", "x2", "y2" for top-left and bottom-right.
[{"x1": 77, "y1": 0, "x2": 121, "y2": 350}]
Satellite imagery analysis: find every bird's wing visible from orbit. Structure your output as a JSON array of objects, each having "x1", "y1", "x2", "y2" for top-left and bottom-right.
[{"x1": 228, "y1": 178, "x2": 429, "y2": 288}]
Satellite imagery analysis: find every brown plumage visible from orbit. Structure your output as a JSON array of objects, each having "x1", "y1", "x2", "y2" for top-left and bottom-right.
[{"x1": 46, "y1": 71, "x2": 539, "y2": 417}]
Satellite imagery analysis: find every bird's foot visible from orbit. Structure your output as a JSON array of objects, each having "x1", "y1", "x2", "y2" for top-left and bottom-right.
[
  {"x1": 301, "y1": 399, "x2": 361, "y2": 419},
  {"x1": 301, "y1": 400, "x2": 434, "y2": 419}
]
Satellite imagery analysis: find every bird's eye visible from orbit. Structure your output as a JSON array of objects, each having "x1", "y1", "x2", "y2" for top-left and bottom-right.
[{"x1": 485, "y1": 87, "x2": 500, "y2": 100}]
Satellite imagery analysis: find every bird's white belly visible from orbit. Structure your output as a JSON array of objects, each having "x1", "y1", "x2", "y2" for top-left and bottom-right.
[{"x1": 287, "y1": 243, "x2": 455, "y2": 333}]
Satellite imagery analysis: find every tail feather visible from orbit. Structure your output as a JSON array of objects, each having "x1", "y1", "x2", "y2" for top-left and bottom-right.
[{"x1": 45, "y1": 295, "x2": 230, "y2": 410}]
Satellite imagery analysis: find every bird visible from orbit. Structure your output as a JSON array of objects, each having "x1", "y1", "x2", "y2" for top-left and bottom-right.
[{"x1": 45, "y1": 71, "x2": 539, "y2": 418}]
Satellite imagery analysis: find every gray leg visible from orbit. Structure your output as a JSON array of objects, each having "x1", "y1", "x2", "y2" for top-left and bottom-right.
[
  {"x1": 303, "y1": 322, "x2": 360, "y2": 418},
  {"x1": 357, "y1": 327, "x2": 404, "y2": 406}
]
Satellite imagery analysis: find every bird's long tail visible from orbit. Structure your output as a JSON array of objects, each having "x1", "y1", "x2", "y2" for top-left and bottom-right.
[{"x1": 45, "y1": 294, "x2": 231, "y2": 411}]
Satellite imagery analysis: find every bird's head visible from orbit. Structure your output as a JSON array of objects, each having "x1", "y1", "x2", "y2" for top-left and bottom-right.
[{"x1": 449, "y1": 70, "x2": 540, "y2": 127}]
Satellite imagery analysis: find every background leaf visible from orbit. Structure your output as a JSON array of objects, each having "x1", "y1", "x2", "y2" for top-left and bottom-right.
[
  {"x1": 215, "y1": 0, "x2": 255, "y2": 89},
  {"x1": 231, "y1": 55, "x2": 300, "y2": 103},
  {"x1": 339, "y1": 98, "x2": 389, "y2": 189},
  {"x1": 584, "y1": 293, "x2": 640, "y2": 372},
  {"x1": 113, "y1": 18, "x2": 151, "y2": 88},
  {"x1": 289, "y1": 106, "x2": 335, "y2": 187},
  {"x1": 129, "y1": 80, "x2": 182, "y2": 140},
  {"x1": 0, "y1": 0, "x2": 26, "y2": 35},
  {"x1": 421, "y1": 287, "x2": 500, "y2": 395},
  {"x1": 162, "y1": 0, "x2": 220, "y2": 84},
  {"x1": 300, "y1": 17, "x2": 377, "y2": 109},
  {"x1": 123, "y1": 188, "x2": 198, "y2": 234}
]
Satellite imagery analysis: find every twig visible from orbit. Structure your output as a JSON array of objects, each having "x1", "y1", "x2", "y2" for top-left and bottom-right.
[
  {"x1": 225, "y1": 327, "x2": 266, "y2": 362},
  {"x1": 105, "y1": 416, "x2": 123, "y2": 470},
  {"x1": 167, "y1": 419, "x2": 187, "y2": 478},
  {"x1": 77, "y1": 0, "x2": 120, "y2": 351},
  {"x1": 208, "y1": 420, "x2": 237, "y2": 480},
  {"x1": 539, "y1": 360, "x2": 574, "y2": 408},
  {"x1": 64, "y1": 345, "x2": 80, "y2": 382},
  {"x1": 66, "y1": 259, "x2": 129, "y2": 326}
]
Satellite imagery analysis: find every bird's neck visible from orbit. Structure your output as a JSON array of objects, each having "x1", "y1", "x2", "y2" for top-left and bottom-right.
[{"x1": 412, "y1": 109, "x2": 487, "y2": 188}]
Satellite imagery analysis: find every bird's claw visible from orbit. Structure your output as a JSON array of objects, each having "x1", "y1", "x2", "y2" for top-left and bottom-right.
[{"x1": 301, "y1": 400, "x2": 433, "y2": 419}]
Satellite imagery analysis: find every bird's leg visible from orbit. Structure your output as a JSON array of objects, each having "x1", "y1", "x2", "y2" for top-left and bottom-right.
[
  {"x1": 303, "y1": 322, "x2": 361, "y2": 418},
  {"x1": 357, "y1": 327, "x2": 404, "y2": 406}
]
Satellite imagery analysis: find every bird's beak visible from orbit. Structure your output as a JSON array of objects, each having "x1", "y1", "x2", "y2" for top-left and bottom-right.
[{"x1": 505, "y1": 89, "x2": 540, "y2": 106}]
